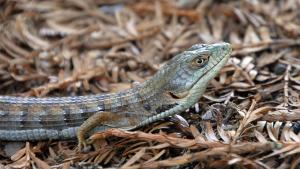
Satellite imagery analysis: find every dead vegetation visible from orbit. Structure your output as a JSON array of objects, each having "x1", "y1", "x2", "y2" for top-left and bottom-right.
[{"x1": 0, "y1": 0, "x2": 300, "y2": 168}]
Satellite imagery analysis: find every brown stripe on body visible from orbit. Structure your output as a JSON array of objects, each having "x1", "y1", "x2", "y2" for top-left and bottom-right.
[
  {"x1": 121, "y1": 92, "x2": 131, "y2": 110},
  {"x1": 20, "y1": 104, "x2": 44, "y2": 129},
  {"x1": 0, "y1": 104, "x2": 26, "y2": 129},
  {"x1": 132, "y1": 92, "x2": 149, "y2": 113},
  {"x1": 110, "y1": 92, "x2": 123, "y2": 112},
  {"x1": 0, "y1": 89, "x2": 143, "y2": 130},
  {"x1": 0, "y1": 101, "x2": 105, "y2": 129},
  {"x1": 103, "y1": 96, "x2": 113, "y2": 111},
  {"x1": 39, "y1": 102, "x2": 104, "y2": 129},
  {"x1": 0, "y1": 103, "x2": 9, "y2": 119},
  {"x1": 39, "y1": 104, "x2": 66, "y2": 128}
]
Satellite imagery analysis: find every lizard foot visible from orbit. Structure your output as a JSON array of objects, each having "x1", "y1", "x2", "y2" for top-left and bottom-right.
[
  {"x1": 77, "y1": 136, "x2": 87, "y2": 152},
  {"x1": 77, "y1": 135, "x2": 93, "y2": 152}
]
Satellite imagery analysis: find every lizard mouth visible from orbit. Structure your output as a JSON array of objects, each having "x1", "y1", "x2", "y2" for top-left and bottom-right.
[{"x1": 168, "y1": 91, "x2": 189, "y2": 99}]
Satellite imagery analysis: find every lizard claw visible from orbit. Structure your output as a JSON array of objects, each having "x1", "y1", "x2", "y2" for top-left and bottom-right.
[
  {"x1": 77, "y1": 138, "x2": 87, "y2": 152},
  {"x1": 77, "y1": 134, "x2": 92, "y2": 152},
  {"x1": 77, "y1": 135, "x2": 94, "y2": 152}
]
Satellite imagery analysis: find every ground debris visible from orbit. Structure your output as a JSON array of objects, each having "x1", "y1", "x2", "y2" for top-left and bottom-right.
[{"x1": 0, "y1": 0, "x2": 300, "y2": 168}]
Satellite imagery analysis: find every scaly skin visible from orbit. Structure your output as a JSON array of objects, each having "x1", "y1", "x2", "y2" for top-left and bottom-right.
[{"x1": 0, "y1": 43, "x2": 231, "y2": 149}]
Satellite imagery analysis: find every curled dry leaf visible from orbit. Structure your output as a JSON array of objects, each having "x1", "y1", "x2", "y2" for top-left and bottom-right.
[{"x1": 8, "y1": 142, "x2": 50, "y2": 169}]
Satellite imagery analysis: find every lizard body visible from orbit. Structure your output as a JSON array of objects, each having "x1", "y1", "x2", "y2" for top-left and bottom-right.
[{"x1": 0, "y1": 43, "x2": 231, "y2": 148}]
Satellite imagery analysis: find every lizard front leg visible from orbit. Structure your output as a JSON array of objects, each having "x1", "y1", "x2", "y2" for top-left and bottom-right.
[{"x1": 77, "y1": 111, "x2": 124, "y2": 150}]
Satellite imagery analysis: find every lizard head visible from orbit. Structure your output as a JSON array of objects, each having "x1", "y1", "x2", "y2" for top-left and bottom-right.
[{"x1": 162, "y1": 42, "x2": 232, "y2": 101}]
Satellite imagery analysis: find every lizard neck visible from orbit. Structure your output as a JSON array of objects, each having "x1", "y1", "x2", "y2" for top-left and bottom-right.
[{"x1": 137, "y1": 67, "x2": 174, "y2": 96}]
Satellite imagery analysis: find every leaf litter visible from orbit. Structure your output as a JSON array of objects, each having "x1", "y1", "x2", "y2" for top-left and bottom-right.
[{"x1": 0, "y1": 0, "x2": 300, "y2": 168}]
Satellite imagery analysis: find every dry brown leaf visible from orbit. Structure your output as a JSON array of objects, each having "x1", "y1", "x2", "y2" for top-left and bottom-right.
[{"x1": 122, "y1": 148, "x2": 146, "y2": 168}]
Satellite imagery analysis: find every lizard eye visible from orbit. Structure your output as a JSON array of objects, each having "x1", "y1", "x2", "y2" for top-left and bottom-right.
[
  {"x1": 196, "y1": 58, "x2": 205, "y2": 65},
  {"x1": 192, "y1": 55, "x2": 209, "y2": 68}
]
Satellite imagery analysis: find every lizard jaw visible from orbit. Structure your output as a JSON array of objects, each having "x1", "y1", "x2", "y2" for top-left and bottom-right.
[{"x1": 168, "y1": 90, "x2": 189, "y2": 99}]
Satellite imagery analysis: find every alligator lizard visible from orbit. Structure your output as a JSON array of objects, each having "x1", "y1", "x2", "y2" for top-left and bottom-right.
[{"x1": 0, "y1": 42, "x2": 231, "y2": 148}]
